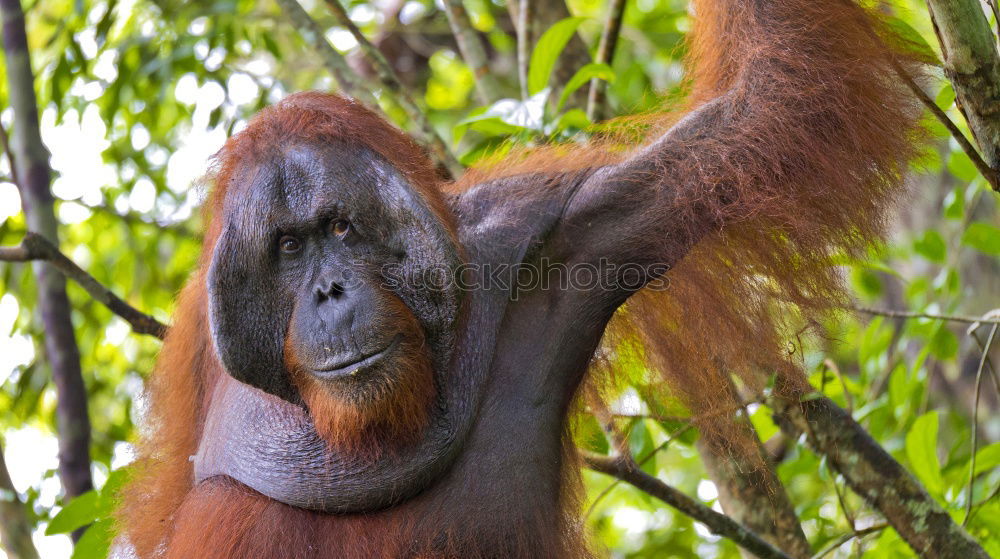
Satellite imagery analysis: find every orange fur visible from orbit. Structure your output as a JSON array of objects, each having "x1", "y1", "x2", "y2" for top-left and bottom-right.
[
  {"x1": 116, "y1": 274, "x2": 222, "y2": 558},
  {"x1": 161, "y1": 441, "x2": 591, "y2": 559},
  {"x1": 457, "y1": 0, "x2": 925, "y2": 448},
  {"x1": 286, "y1": 296, "x2": 436, "y2": 456},
  {"x1": 595, "y1": 0, "x2": 924, "y2": 452}
]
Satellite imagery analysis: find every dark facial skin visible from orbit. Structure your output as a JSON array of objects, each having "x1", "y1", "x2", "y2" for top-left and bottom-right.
[{"x1": 206, "y1": 141, "x2": 461, "y2": 404}]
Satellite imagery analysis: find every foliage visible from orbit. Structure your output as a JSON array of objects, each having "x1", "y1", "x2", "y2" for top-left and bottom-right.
[{"x1": 0, "y1": 0, "x2": 997, "y2": 558}]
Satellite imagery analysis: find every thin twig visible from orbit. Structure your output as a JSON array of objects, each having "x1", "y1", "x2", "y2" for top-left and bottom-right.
[
  {"x1": 831, "y1": 474, "x2": 857, "y2": 533},
  {"x1": 440, "y1": 0, "x2": 502, "y2": 104},
  {"x1": 516, "y1": 0, "x2": 533, "y2": 100},
  {"x1": 275, "y1": 0, "x2": 378, "y2": 107},
  {"x1": 586, "y1": 0, "x2": 627, "y2": 121},
  {"x1": 583, "y1": 392, "x2": 694, "y2": 520},
  {"x1": 823, "y1": 358, "x2": 853, "y2": 412},
  {"x1": 636, "y1": 424, "x2": 696, "y2": 466},
  {"x1": 811, "y1": 523, "x2": 888, "y2": 559},
  {"x1": 967, "y1": 483, "x2": 1000, "y2": 523},
  {"x1": 964, "y1": 321, "x2": 998, "y2": 526},
  {"x1": 0, "y1": 233, "x2": 167, "y2": 339},
  {"x1": 970, "y1": 321, "x2": 1000, "y2": 399},
  {"x1": 609, "y1": 412, "x2": 690, "y2": 423},
  {"x1": 892, "y1": 63, "x2": 1000, "y2": 191},
  {"x1": 321, "y1": 0, "x2": 462, "y2": 177},
  {"x1": 583, "y1": 452, "x2": 795, "y2": 559},
  {"x1": 853, "y1": 305, "x2": 1000, "y2": 325}
]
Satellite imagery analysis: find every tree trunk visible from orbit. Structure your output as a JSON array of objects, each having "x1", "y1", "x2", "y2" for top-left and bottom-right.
[
  {"x1": 0, "y1": 0, "x2": 94, "y2": 540},
  {"x1": 770, "y1": 386, "x2": 989, "y2": 559},
  {"x1": 925, "y1": 0, "x2": 1000, "y2": 184},
  {"x1": 697, "y1": 426, "x2": 811, "y2": 559}
]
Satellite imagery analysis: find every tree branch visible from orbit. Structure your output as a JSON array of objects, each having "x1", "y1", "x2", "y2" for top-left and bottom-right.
[
  {"x1": 925, "y1": 0, "x2": 1000, "y2": 191},
  {"x1": 275, "y1": 0, "x2": 460, "y2": 178},
  {"x1": 582, "y1": 422, "x2": 694, "y2": 521},
  {"x1": 0, "y1": 233, "x2": 167, "y2": 339},
  {"x1": 321, "y1": 0, "x2": 462, "y2": 177},
  {"x1": 769, "y1": 387, "x2": 990, "y2": 559},
  {"x1": 964, "y1": 321, "x2": 998, "y2": 526},
  {"x1": 274, "y1": 0, "x2": 378, "y2": 107},
  {"x1": 894, "y1": 64, "x2": 1000, "y2": 191},
  {"x1": 440, "y1": 0, "x2": 503, "y2": 105},
  {"x1": 695, "y1": 377, "x2": 811, "y2": 558},
  {"x1": 582, "y1": 453, "x2": 795, "y2": 559},
  {"x1": 811, "y1": 523, "x2": 887, "y2": 559},
  {"x1": 585, "y1": 0, "x2": 626, "y2": 121},
  {"x1": 852, "y1": 305, "x2": 1000, "y2": 325}
]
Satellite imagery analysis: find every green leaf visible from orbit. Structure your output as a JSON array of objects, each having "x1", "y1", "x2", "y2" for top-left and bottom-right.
[
  {"x1": 936, "y1": 84, "x2": 955, "y2": 110},
  {"x1": 972, "y1": 501, "x2": 1000, "y2": 558},
  {"x1": 943, "y1": 186, "x2": 965, "y2": 220},
  {"x1": 576, "y1": 414, "x2": 610, "y2": 454},
  {"x1": 961, "y1": 223, "x2": 1000, "y2": 255},
  {"x1": 97, "y1": 466, "x2": 132, "y2": 516},
  {"x1": 928, "y1": 325, "x2": 958, "y2": 360},
  {"x1": 628, "y1": 418, "x2": 652, "y2": 459},
  {"x1": 454, "y1": 115, "x2": 523, "y2": 142},
  {"x1": 749, "y1": 405, "x2": 779, "y2": 441},
  {"x1": 913, "y1": 230, "x2": 946, "y2": 263},
  {"x1": 557, "y1": 62, "x2": 615, "y2": 110},
  {"x1": 46, "y1": 490, "x2": 100, "y2": 535},
  {"x1": 553, "y1": 108, "x2": 591, "y2": 133},
  {"x1": 71, "y1": 519, "x2": 115, "y2": 559},
  {"x1": 884, "y1": 16, "x2": 940, "y2": 65},
  {"x1": 905, "y1": 411, "x2": 943, "y2": 494},
  {"x1": 948, "y1": 151, "x2": 978, "y2": 182},
  {"x1": 849, "y1": 267, "x2": 883, "y2": 297},
  {"x1": 858, "y1": 317, "x2": 892, "y2": 368},
  {"x1": 888, "y1": 362, "x2": 908, "y2": 410},
  {"x1": 464, "y1": 91, "x2": 549, "y2": 134},
  {"x1": 973, "y1": 442, "x2": 1000, "y2": 476},
  {"x1": 527, "y1": 17, "x2": 586, "y2": 96},
  {"x1": 261, "y1": 33, "x2": 281, "y2": 56}
]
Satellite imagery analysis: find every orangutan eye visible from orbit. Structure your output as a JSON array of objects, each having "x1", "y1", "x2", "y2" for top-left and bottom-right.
[
  {"x1": 278, "y1": 235, "x2": 301, "y2": 253},
  {"x1": 331, "y1": 219, "x2": 350, "y2": 236}
]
